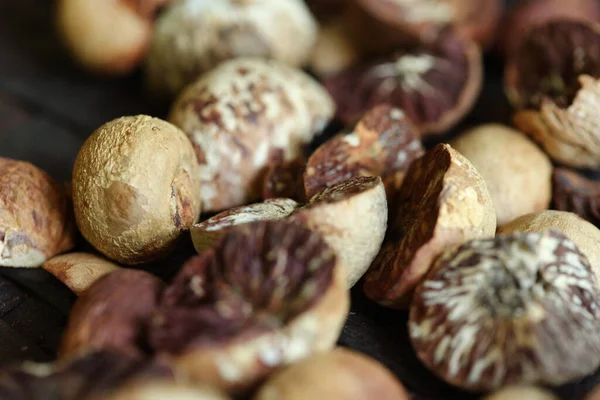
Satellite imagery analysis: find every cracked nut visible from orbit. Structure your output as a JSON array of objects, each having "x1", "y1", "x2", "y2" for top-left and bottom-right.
[
  {"x1": 42, "y1": 252, "x2": 120, "y2": 295},
  {"x1": 253, "y1": 348, "x2": 409, "y2": 400},
  {"x1": 450, "y1": 124, "x2": 552, "y2": 226},
  {"x1": 552, "y1": 168, "x2": 600, "y2": 227},
  {"x1": 304, "y1": 104, "x2": 423, "y2": 200},
  {"x1": 263, "y1": 159, "x2": 307, "y2": 202},
  {"x1": 507, "y1": 20, "x2": 600, "y2": 168},
  {"x1": 145, "y1": 0, "x2": 317, "y2": 97},
  {"x1": 483, "y1": 386, "x2": 559, "y2": 400},
  {"x1": 363, "y1": 144, "x2": 496, "y2": 308},
  {"x1": 0, "y1": 158, "x2": 75, "y2": 268},
  {"x1": 410, "y1": 230, "x2": 600, "y2": 391},
  {"x1": 72, "y1": 115, "x2": 202, "y2": 265},
  {"x1": 169, "y1": 58, "x2": 334, "y2": 212}
]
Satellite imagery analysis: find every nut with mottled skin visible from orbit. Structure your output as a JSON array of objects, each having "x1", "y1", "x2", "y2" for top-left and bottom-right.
[
  {"x1": 552, "y1": 168, "x2": 600, "y2": 227},
  {"x1": 0, "y1": 158, "x2": 75, "y2": 268},
  {"x1": 72, "y1": 115, "x2": 202, "y2": 265},
  {"x1": 43, "y1": 252, "x2": 120, "y2": 295},
  {"x1": 483, "y1": 386, "x2": 559, "y2": 400},
  {"x1": 263, "y1": 159, "x2": 307, "y2": 202}
]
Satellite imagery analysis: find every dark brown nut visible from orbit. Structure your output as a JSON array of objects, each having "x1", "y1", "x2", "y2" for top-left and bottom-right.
[
  {"x1": 169, "y1": 58, "x2": 334, "y2": 212},
  {"x1": 145, "y1": 0, "x2": 317, "y2": 97},
  {"x1": 506, "y1": 21, "x2": 600, "y2": 168},
  {"x1": 105, "y1": 380, "x2": 231, "y2": 400},
  {"x1": 553, "y1": 168, "x2": 600, "y2": 227},
  {"x1": 253, "y1": 348, "x2": 410, "y2": 400},
  {"x1": 72, "y1": 115, "x2": 202, "y2": 265},
  {"x1": 263, "y1": 159, "x2": 308, "y2": 202},
  {"x1": 363, "y1": 144, "x2": 496, "y2": 308},
  {"x1": 450, "y1": 124, "x2": 552, "y2": 226},
  {"x1": 324, "y1": 34, "x2": 482, "y2": 134},
  {"x1": 0, "y1": 158, "x2": 75, "y2": 268},
  {"x1": 304, "y1": 104, "x2": 424, "y2": 200},
  {"x1": 60, "y1": 269, "x2": 164, "y2": 358},
  {"x1": 42, "y1": 252, "x2": 120, "y2": 295},
  {"x1": 305, "y1": 0, "x2": 346, "y2": 22},
  {"x1": 483, "y1": 386, "x2": 559, "y2": 400},
  {"x1": 409, "y1": 230, "x2": 600, "y2": 391}
]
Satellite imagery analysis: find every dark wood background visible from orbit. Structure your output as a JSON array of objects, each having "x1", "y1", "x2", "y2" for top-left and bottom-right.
[{"x1": 1, "y1": 0, "x2": 598, "y2": 399}]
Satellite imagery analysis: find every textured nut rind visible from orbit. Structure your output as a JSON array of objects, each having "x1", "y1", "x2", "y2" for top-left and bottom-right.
[
  {"x1": 145, "y1": 0, "x2": 317, "y2": 97},
  {"x1": 169, "y1": 58, "x2": 334, "y2": 212},
  {"x1": 304, "y1": 104, "x2": 424, "y2": 200},
  {"x1": 72, "y1": 115, "x2": 202, "y2": 265},
  {"x1": 409, "y1": 230, "x2": 600, "y2": 391},
  {"x1": 253, "y1": 348, "x2": 409, "y2": 400},
  {"x1": 483, "y1": 386, "x2": 559, "y2": 400},
  {"x1": 42, "y1": 252, "x2": 120, "y2": 295},
  {"x1": 363, "y1": 144, "x2": 496, "y2": 308},
  {"x1": 0, "y1": 158, "x2": 75, "y2": 268},
  {"x1": 450, "y1": 124, "x2": 552, "y2": 226},
  {"x1": 263, "y1": 159, "x2": 307, "y2": 202},
  {"x1": 553, "y1": 168, "x2": 600, "y2": 227},
  {"x1": 105, "y1": 381, "x2": 232, "y2": 400}
]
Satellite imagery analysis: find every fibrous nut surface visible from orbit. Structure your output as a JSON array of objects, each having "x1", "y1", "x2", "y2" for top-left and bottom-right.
[{"x1": 553, "y1": 168, "x2": 600, "y2": 227}]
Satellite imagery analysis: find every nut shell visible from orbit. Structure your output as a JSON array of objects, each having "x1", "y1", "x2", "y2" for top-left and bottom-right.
[
  {"x1": 553, "y1": 168, "x2": 600, "y2": 227},
  {"x1": 263, "y1": 159, "x2": 307, "y2": 202}
]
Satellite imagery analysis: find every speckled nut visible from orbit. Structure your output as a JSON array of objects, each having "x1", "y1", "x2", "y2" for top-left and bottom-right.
[
  {"x1": 0, "y1": 158, "x2": 75, "y2": 268},
  {"x1": 499, "y1": 210, "x2": 600, "y2": 282},
  {"x1": 363, "y1": 144, "x2": 496, "y2": 308},
  {"x1": 72, "y1": 115, "x2": 202, "y2": 265},
  {"x1": 450, "y1": 124, "x2": 552, "y2": 226},
  {"x1": 553, "y1": 168, "x2": 600, "y2": 226},
  {"x1": 410, "y1": 230, "x2": 600, "y2": 391},
  {"x1": 483, "y1": 386, "x2": 559, "y2": 400},
  {"x1": 145, "y1": 0, "x2": 317, "y2": 97},
  {"x1": 106, "y1": 380, "x2": 232, "y2": 400},
  {"x1": 169, "y1": 58, "x2": 334, "y2": 212},
  {"x1": 42, "y1": 252, "x2": 120, "y2": 295},
  {"x1": 253, "y1": 348, "x2": 410, "y2": 400}
]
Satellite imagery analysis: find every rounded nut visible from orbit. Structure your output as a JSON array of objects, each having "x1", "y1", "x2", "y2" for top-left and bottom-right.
[
  {"x1": 263, "y1": 159, "x2": 308, "y2": 202},
  {"x1": 553, "y1": 168, "x2": 600, "y2": 227},
  {"x1": 0, "y1": 157, "x2": 75, "y2": 268},
  {"x1": 42, "y1": 252, "x2": 120, "y2": 295},
  {"x1": 145, "y1": 0, "x2": 317, "y2": 97},
  {"x1": 253, "y1": 348, "x2": 409, "y2": 400},
  {"x1": 106, "y1": 380, "x2": 231, "y2": 400},
  {"x1": 450, "y1": 124, "x2": 552, "y2": 226},
  {"x1": 409, "y1": 230, "x2": 600, "y2": 391},
  {"x1": 483, "y1": 386, "x2": 559, "y2": 400},
  {"x1": 169, "y1": 58, "x2": 334, "y2": 212},
  {"x1": 72, "y1": 115, "x2": 202, "y2": 265}
]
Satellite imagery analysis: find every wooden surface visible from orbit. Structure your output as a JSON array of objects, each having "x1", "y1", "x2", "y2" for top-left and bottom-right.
[{"x1": 1, "y1": 1, "x2": 599, "y2": 399}]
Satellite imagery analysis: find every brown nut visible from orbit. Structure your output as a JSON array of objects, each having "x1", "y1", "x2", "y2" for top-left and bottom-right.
[
  {"x1": 253, "y1": 348, "x2": 409, "y2": 400},
  {"x1": 0, "y1": 158, "x2": 75, "y2": 268},
  {"x1": 145, "y1": 0, "x2": 317, "y2": 97},
  {"x1": 483, "y1": 386, "x2": 559, "y2": 400},
  {"x1": 72, "y1": 115, "x2": 202, "y2": 265},
  {"x1": 450, "y1": 124, "x2": 552, "y2": 226},
  {"x1": 169, "y1": 58, "x2": 334, "y2": 212},
  {"x1": 498, "y1": 210, "x2": 600, "y2": 282},
  {"x1": 409, "y1": 230, "x2": 600, "y2": 391},
  {"x1": 105, "y1": 380, "x2": 231, "y2": 400},
  {"x1": 506, "y1": 21, "x2": 600, "y2": 168},
  {"x1": 304, "y1": 104, "x2": 424, "y2": 200},
  {"x1": 363, "y1": 144, "x2": 496, "y2": 308},
  {"x1": 553, "y1": 168, "x2": 600, "y2": 227},
  {"x1": 263, "y1": 159, "x2": 308, "y2": 202},
  {"x1": 324, "y1": 33, "x2": 482, "y2": 134},
  {"x1": 42, "y1": 252, "x2": 120, "y2": 295}
]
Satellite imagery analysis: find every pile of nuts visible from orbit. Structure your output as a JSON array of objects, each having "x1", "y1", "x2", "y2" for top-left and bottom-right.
[{"x1": 4, "y1": 0, "x2": 600, "y2": 398}]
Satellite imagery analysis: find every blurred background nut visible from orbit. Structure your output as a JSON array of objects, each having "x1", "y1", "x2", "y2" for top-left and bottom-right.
[
  {"x1": 72, "y1": 115, "x2": 202, "y2": 265},
  {"x1": 253, "y1": 348, "x2": 410, "y2": 400},
  {"x1": 450, "y1": 124, "x2": 552, "y2": 227},
  {"x1": 0, "y1": 158, "x2": 75, "y2": 268},
  {"x1": 145, "y1": 0, "x2": 317, "y2": 97},
  {"x1": 483, "y1": 386, "x2": 559, "y2": 400},
  {"x1": 106, "y1": 380, "x2": 231, "y2": 400},
  {"x1": 169, "y1": 58, "x2": 334, "y2": 212},
  {"x1": 553, "y1": 168, "x2": 600, "y2": 227}
]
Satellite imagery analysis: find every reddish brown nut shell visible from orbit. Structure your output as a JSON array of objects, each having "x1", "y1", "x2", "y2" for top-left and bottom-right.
[
  {"x1": 0, "y1": 158, "x2": 75, "y2": 268},
  {"x1": 263, "y1": 159, "x2": 308, "y2": 202},
  {"x1": 409, "y1": 230, "x2": 600, "y2": 391},
  {"x1": 363, "y1": 144, "x2": 496, "y2": 308},
  {"x1": 553, "y1": 168, "x2": 600, "y2": 227},
  {"x1": 325, "y1": 34, "x2": 482, "y2": 134},
  {"x1": 304, "y1": 104, "x2": 424, "y2": 200}
]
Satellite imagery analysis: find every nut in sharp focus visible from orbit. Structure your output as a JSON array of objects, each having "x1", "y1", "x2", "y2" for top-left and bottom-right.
[
  {"x1": 553, "y1": 168, "x2": 600, "y2": 227},
  {"x1": 506, "y1": 20, "x2": 600, "y2": 168},
  {"x1": 409, "y1": 230, "x2": 600, "y2": 391},
  {"x1": 363, "y1": 144, "x2": 496, "y2": 308},
  {"x1": 263, "y1": 159, "x2": 308, "y2": 202},
  {"x1": 169, "y1": 58, "x2": 334, "y2": 212},
  {"x1": 0, "y1": 158, "x2": 75, "y2": 268}
]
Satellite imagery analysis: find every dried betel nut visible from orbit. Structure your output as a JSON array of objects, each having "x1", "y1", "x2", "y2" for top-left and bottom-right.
[
  {"x1": 304, "y1": 104, "x2": 423, "y2": 200},
  {"x1": 552, "y1": 168, "x2": 600, "y2": 227},
  {"x1": 106, "y1": 380, "x2": 231, "y2": 400},
  {"x1": 325, "y1": 33, "x2": 482, "y2": 134},
  {"x1": 253, "y1": 348, "x2": 410, "y2": 400},
  {"x1": 363, "y1": 144, "x2": 496, "y2": 308},
  {"x1": 72, "y1": 115, "x2": 202, "y2": 265},
  {"x1": 0, "y1": 158, "x2": 75, "y2": 268},
  {"x1": 507, "y1": 21, "x2": 600, "y2": 168},
  {"x1": 450, "y1": 124, "x2": 552, "y2": 226},
  {"x1": 410, "y1": 230, "x2": 600, "y2": 391},
  {"x1": 263, "y1": 159, "x2": 308, "y2": 202},
  {"x1": 483, "y1": 386, "x2": 559, "y2": 400},
  {"x1": 145, "y1": 0, "x2": 317, "y2": 97},
  {"x1": 42, "y1": 252, "x2": 120, "y2": 295},
  {"x1": 169, "y1": 58, "x2": 334, "y2": 212}
]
